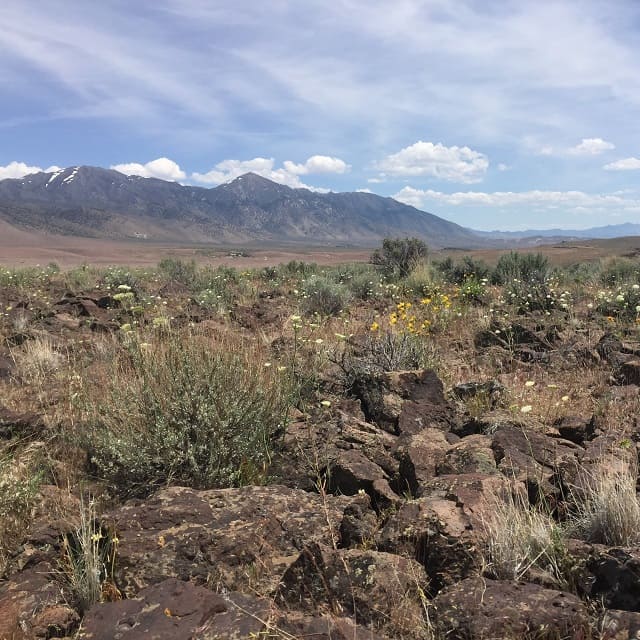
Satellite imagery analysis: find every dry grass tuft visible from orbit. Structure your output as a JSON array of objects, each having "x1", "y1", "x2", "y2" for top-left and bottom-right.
[
  {"x1": 483, "y1": 488, "x2": 567, "y2": 583},
  {"x1": 568, "y1": 465, "x2": 640, "y2": 546},
  {"x1": 13, "y1": 334, "x2": 65, "y2": 383}
]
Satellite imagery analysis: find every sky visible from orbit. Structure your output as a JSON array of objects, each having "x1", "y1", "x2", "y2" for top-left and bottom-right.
[{"x1": 2, "y1": 0, "x2": 640, "y2": 231}]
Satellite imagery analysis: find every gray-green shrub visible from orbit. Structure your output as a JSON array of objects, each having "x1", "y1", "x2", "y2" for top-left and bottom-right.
[{"x1": 84, "y1": 334, "x2": 290, "y2": 498}]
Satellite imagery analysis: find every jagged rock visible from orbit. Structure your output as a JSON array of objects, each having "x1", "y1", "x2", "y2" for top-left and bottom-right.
[
  {"x1": 79, "y1": 578, "x2": 269, "y2": 640},
  {"x1": 490, "y1": 424, "x2": 581, "y2": 499},
  {"x1": 432, "y1": 577, "x2": 590, "y2": 639},
  {"x1": 353, "y1": 369, "x2": 454, "y2": 434},
  {"x1": 601, "y1": 610, "x2": 640, "y2": 639},
  {"x1": 436, "y1": 434, "x2": 498, "y2": 475},
  {"x1": 325, "y1": 448, "x2": 399, "y2": 509},
  {"x1": 0, "y1": 562, "x2": 70, "y2": 640},
  {"x1": 0, "y1": 349, "x2": 14, "y2": 379},
  {"x1": 378, "y1": 497, "x2": 480, "y2": 593},
  {"x1": 276, "y1": 542, "x2": 428, "y2": 631},
  {"x1": 282, "y1": 615, "x2": 386, "y2": 640},
  {"x1": 275, "y1": 414, "x2": 397, "y2": 493},
  {"x1": 106, "y1": 485, "x2": 372, "y2": 596},
  {"x1": 338, "y1": 494, "x2": 379, "y2": 548},
  {"x1": 554, "y1": 414, "x2": 596, "y2": 445},
  {"x1": 0, "y1": 405, "x2": 45, "y2": 439},
  {"x1": 586, "y1": 548, "x2": 640, "y2": 611},
  {"x1": 421, "y1": 473, "x2": 523, "y2": 530},
  {"x1": 392, "y1": 428, "x2": 452, "y2": 496},
  {"x1": 619, "y1": 359, "x2": 640, "y2": 385}
]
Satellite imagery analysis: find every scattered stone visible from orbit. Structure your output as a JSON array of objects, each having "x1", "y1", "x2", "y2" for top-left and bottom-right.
[
  {"x1": 79, "y1": 578, "x2": 270, "y2": 640},
  {"x1": 107, "y1": 485, "x2": 368, "y2": 596},
  {"x1": 276, "y1": 542, "x2": 428, "y2": 630},
  {"x1": 432, "y1": 577, "x2": 591, "y2": 639}
]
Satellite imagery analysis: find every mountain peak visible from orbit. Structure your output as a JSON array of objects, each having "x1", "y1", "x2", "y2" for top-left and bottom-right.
[{"x1": 0, "y1": 164, "x2": 482, "y2": 247}]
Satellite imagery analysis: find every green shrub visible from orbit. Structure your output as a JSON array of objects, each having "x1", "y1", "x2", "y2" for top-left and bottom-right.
[
  {"x1": 158, "y1": 258, "x2": 197, "y2": 285},
  {"x1": 402, "y1": 262, "x2": 441, "y2": 297},
  {"x1": 371, "y1": 237, "x2": 429, "y2": 278},
  {"x1": 301, "y1": 275, "x2": 351, "y2": 317},
  {"x1": 492, "y1": 252, "x2": 549, "y2": 285},
  {"x1": 437, "y1": 255, "x2": 490, "y2": 284},
  {"x1": 83, "y1": 334, "x2": 291, "y2": 498},
  {"x1": 333, "y1": 331, "x2": 436, "y2": 390},
  {"x1": 598, "y1": 257, "x2": 640, "y2": 286}
]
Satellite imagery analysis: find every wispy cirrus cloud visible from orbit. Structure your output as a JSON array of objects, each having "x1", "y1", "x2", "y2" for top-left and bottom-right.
[{"x1": 394, "y1": 185, "x2": 640, "y2": 214}]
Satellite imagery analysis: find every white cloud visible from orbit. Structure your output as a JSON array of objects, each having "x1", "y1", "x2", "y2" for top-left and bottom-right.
[
  {"x1": 604, "y1": 157, "x2": 640, "y2": 171},
  {"x1": 376, "y1": 141, "x2": 489, "y2": 183},
  {"x1": 525, "y1": 137, "x2": 615, "y2": 157},
  {"x1": 191, "y1": 157, "x2": 331, "y2": 191},
  {"x1": 0, "y1": 161, "x2": 61, "y2": 180},
  {"x1": 111, "y1": 157, "x2": 186, "y2": 181},
  {"x1": 394, "y1": 186, "x2": 640, "y2": 213},
  {"x1": 567, "y1": 138, "x2": 615, "y2": 155},
  {"x1": 283, "y1": 155, "x2": 350, "y2": 175},
  {"x1": 356, "y1": 188, "x2": 372, "y2": 193},
  {"x1": 497, "y1": 163, "x2": 510, "y2": 171}
]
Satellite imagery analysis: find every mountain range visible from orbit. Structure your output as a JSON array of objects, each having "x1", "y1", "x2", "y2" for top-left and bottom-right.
[
  {"x1": 0, "y1": 165, "x2": 636, "y2": 248},
  {"x1": 0, "y1": 166, "x2": 481, "y2": 248}
]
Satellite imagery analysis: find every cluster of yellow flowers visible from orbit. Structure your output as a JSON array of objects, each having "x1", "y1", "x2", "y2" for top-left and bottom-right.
[{"x1": 371, "y1": 292, "x2": 456, "y2": 336}]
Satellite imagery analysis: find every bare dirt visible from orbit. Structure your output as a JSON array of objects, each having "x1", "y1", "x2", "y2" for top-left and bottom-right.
[{"x1": 3, "y1": 219, "x2": 640, "y2": 269}]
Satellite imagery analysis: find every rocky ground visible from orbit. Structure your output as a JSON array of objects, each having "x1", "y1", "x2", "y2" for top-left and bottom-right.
[{"x1": 1, "y1": 258, "x2": 640, "y2": 639}]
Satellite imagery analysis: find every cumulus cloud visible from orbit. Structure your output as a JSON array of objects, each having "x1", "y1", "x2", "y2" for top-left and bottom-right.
[
  {"x1": 0, "y1": 161, "x2": 61, "y2": 180},
  {"x1": 111, "y1": 157, "x2": 186, "y2": 181},
  {"x1": 191, "y1": 157, "x2": 329, "y2": 191},
  {"x1": 376, "y1": 141, "x2": 489, "y2": 184},
  {"x1": 394, "y1": 186, "x2": 640, "y2": 213},
  {"x1": 567, "y1": 138, "x2": 615, "y2": 155},
  {"x1": 283, "y1": 155, "x2": 350, "y2": 175},
  {"x1": 604, "y1": 157, "x2": 640, "y2": 171}
]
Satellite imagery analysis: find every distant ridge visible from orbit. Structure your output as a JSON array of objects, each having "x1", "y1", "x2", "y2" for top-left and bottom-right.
[
  {"x1": 1, "y1": 166, "x2": 638, "y2": 248},
  {"x1": 0, "y1": 166, "x2": 482, "y2": 248}
]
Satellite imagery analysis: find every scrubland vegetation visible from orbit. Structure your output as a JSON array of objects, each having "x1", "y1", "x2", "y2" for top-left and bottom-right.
[{"x1": 2, "y1": 239, "x2": 640, "y2": 638}]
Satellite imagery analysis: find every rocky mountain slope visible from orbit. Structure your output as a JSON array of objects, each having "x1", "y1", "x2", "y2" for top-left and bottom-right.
[{"x1": 0, "y1": 166, "x2": 483, "y2": 248}]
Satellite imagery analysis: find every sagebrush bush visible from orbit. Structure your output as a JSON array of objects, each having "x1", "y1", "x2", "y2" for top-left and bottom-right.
[
  {"x1": 402, "y1": 263, "x2": 441, "y2": 297},
  {"x1": 301, "y1": 275, "x2": 351, "y2": 317},
  {"x1": 83, "y1": 333, "x2": 291, "y2": 498},
  {"x1": 598, "y1": 257, "x2": 640, "y2": 286},
  {"x1": 333, "y1": 331, "x2": 436, "y2": 391},
  {"x1": 436, "y1": 255, "x2": 490, "y2": 284},
  {"x1": 158, "y1": 257, "x2": 198, "y2": 285},
  {"x1": 492, "y1": 251, "x2": 549, "y2": 285},
  {"x1": 371, "y1": 237, "x2": 429, "y2": 278}
]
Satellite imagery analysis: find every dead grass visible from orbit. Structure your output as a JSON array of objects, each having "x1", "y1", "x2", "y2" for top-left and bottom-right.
[
  {"x1": 13, "y1": 334, "x2": 65, "y2": 383},
  {"x1": 568, "y1": 464, "x2": 640, "y2": 546},
  {"x1": 483, "y1": 488, "x2": 568, "y2": 584}
]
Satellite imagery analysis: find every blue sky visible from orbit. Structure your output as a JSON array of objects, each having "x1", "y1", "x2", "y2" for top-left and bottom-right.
[{"x1": 2, "y1": 1, "x2": 640, "y2": 230}]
